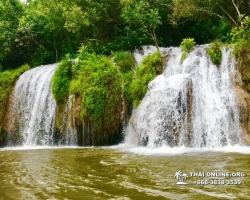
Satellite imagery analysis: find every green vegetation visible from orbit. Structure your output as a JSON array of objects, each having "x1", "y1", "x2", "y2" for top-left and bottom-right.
[
  {"x1": 0, "y1": 0, "x2": 24, "y2": 70},
  {"x1": 206, "y1": 40, "x2": 223, "y2": 66},
  {"x1": 172, "y1": 0, "x2": 247, "y2": 29},
  {"x1": 131, "y1": 51, "x2": 162, "y2": 107},
  {"x1": 113, "y1": 51, "x2": 135, "y2": 116},
  {"x1": 180, "y1": 38, "x2": 196, "y2": 61},
  {"x1": 0, "y1": 64, "x2": 30, "y2": 112},
  {"x1": 52, "y1": 55, "x2": 73, "y2": 132},
  {"x1": 3, "y1": 0, "x2": 248, "y2": 71},
  {"x1": 52, "y1": 55, "x2": 72, "y2": 104},
  {"x1": 51, "y1": 49, "x2": 135, "y2": 145},
  {"x1": 229, "y1": 16, "x2": 250, "y2": 92},
  {"x1": 121, "y1": 0, "x2": 162, "y2": 50},
  {"x1": 69, "y1": 53, "x2": 123, "y2": 145},
  {"x1": 113, "y1": 51, "x2": 135, "y2": 73}
]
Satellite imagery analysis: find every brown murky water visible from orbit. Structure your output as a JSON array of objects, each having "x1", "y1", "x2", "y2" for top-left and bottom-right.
[{"x1": 0, "y1": 146, "x2": 250, "y2": 200}]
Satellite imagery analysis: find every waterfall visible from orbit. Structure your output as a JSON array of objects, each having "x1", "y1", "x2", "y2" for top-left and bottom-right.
[
  {"x1": 10, "y1": 64, "x2": 57, "y2": 146},
  {"x1": 127, "y1": 46, "x2": 244, "y2": 148}
]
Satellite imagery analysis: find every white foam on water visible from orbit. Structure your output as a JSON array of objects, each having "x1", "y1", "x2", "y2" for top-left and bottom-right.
[
  {"x1": 111, "y1": 145, "x2": 250, "y2": 155},
  {"x1": 0, "y1": 146, "x2": 88, "y2": 151}
]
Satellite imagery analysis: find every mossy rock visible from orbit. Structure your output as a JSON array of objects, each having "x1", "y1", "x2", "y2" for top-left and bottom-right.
[
  {"x1": 70, "y1": 54, "x2": 124, "y2": 145},
  {"x1": 51, "y1": 50, "x2": 135, "y2": 146},
  {"x1": 206, "y1": 40, "x2": 222, "y2": 66},
  {"x1": 234, "y1": 41, "x2": 250, "y2": 93}
]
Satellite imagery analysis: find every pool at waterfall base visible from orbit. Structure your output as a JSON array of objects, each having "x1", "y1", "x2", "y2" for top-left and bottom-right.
[{"x1": 0, "y1": 146, "x2": 250, "y2": 200}]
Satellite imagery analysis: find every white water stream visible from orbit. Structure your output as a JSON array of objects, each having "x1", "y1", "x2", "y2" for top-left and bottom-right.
[
  {"x1": 126, "y1": 46, "x2": 244, "y2": 148},
  {"x1": 11, "y1": 64, "x2": 57, "y2": 146}
]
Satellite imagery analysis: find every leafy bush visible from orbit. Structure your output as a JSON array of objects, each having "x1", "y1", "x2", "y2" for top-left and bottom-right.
[
  {"x1": 180, "y1": 38, "x2": 195, "y2": 60},
  {"x1": 0, "y1": 64, "x2": 30, "y2": 109},
  {"x1": 52, "y1": 54, "x2": 72, "y2": 103},
  {"x1": 180, "y1": 38, "x2": 196, "y2": 52},
  {"x1": 131, "y1": 51, "x2": 162, "y2": 107},
  {"x1": 230, "y1": 17, "x2": 250, "y2": 58},
  {"x1": 113, "y1": 51, "x2": 135, "y2": 73},
  {"x1": 206, "y1": 40, "x2": 222, "y2": 66}
]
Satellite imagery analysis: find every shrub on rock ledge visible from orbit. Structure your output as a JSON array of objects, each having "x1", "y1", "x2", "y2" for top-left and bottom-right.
[{"x1": 70, "y1": 53, "x2": 123, "y2": 145}]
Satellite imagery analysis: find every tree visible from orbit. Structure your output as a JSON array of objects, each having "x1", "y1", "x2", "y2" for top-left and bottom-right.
[
  {"x1": 17, "y1": 0, "x2": 74, "y2": 66},
  {"x1": 121, "y1": 0, "x2": 162, "y2": 51},
  {"x1": 0, "y1": 0, "x2": 24, "y2": 70},
  {"x1": 172, "y1": 0, "x2": 250, "y2": 28}
]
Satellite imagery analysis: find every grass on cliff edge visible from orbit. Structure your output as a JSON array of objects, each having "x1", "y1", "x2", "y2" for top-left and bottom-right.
[{"x1": 0, "y1": 64, "x2": 30, "y2": 108}]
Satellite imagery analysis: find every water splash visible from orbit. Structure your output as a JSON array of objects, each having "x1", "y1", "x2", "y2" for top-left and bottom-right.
[
  {"x1": 10, "y1": 64, "x2": 57, "y2": 146},
  {"x1": 127, "y1": 46, "x2": 244, "y2": 148}
]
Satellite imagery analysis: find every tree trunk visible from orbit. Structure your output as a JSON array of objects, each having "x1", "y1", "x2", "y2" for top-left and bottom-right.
[
  {"x1": 150, "y1": 30, "x2": 160, "y2": 52},
  {"x1": 55, "y1": 46, "x2": 58, "y2": 62}
]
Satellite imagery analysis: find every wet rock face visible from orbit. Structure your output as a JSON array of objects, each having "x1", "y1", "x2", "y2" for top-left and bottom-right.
[
  {"x1": 3, "y1": 88, "x2": 16, "y2": 133},
  {"x1": 0, "y1": 87, "x2": 16, "y2": 146},
  {"x1": 235, "y1": 86, "x2": 250, "y2": 144},
  {"x1": 71, "y1": 96, "x2": 80, "y2": 118}
]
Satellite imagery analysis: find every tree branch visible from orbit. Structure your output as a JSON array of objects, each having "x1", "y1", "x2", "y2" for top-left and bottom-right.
[
  {"x1": 175, "y1": 18, "x2": 192, "y2": 26},
  {"x1": 218, "y1": 4, "x2": 239, "y2": 27},
  {"x1": 232, "y1": 0, "x2": 241, "y2": 17},
  {"x1": 195, "y1": 7, "x2": 224, "y2": 19},
  {"x1": 232, "y1": 0, "x2": 243, "y2": 27}
]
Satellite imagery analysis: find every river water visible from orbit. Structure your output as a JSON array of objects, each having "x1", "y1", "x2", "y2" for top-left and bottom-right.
[{"x1": 0, "y1": 146, "x2": 250, "y2": 200}]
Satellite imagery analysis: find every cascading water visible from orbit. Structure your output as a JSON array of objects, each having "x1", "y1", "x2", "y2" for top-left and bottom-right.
[
  {"x1": 10, "y1": 64, "x2": 57, "y2": 146},
  {"x1": 127, "y1": 46, "x2": 244, "y2": 148}
]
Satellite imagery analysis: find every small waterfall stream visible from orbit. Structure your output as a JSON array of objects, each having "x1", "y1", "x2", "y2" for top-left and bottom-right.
[
  {"x1": 10, "y1": 64, "x2": 57, "y2": 146},
  {"x1": 127, "y1": 46, "x2": 244, "y2": 148}
]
